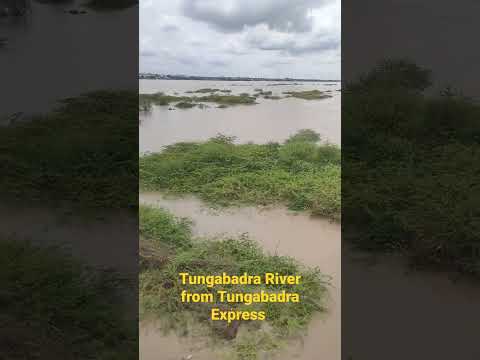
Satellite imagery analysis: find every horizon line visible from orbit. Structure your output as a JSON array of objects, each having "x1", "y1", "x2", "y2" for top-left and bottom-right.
[{"x1": 139, "y1": 73, "x2": 340, "y2": 82}]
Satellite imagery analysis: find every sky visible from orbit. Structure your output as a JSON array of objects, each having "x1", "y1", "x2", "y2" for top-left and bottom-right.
[{"x1": 140, "y1": 0, "x2": 340, "y2": 79}]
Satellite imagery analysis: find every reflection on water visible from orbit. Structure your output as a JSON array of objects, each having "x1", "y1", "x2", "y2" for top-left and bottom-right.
[
  {"x1": 140, "y1": 193, "x2": 341, "y2": 360},
  {"x1": 0, "y1": 0, "x2": 137, "y2": 116},
  {"x1": 139, "y1": 80, "x2": 341, "y2": 153},
  {"x1": 343, "y1": 245, "x2": 480, "y2": 360}
]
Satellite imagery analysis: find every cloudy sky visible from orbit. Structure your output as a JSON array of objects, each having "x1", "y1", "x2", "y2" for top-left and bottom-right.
[{"x1": 140, "y1": 0, "x2": 340, "y2": 79}]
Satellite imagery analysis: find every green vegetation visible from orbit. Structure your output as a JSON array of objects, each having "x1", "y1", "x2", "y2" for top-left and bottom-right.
[
  {"x1": 197, "y1": 94, "x2": 256, "y2": 105},
  {"x1": 283, "y1": 90, "x2": 332, "y2": 100},
  {"x1": 139, "y1": 88, "x2": 336, "y2": 110},
  {"x1": 285, "y1": 129, "x2": 321, "y2": 143},
  {"x1": 140, "y1": 130, "x2": 340, "y2": 220},
  {"x1": 139, "y1": 92, "x2": 257, "y2": 109},
  {"x1": 0, "y1": 91, "x2": 137, "y2": 209},
  {"x1": 191, "y1": 88, "x2": 221, "y2": 93},
  {"x1": 139, "y1": 92, "x2": 189, "y2": 108},
  {"x1": 139, "y1": 205, "x2": 192, "y2": 250},
  {"x1": 139, "y1": 205, "x2": 328, "y2": 359},
  {"x1": 344, "y1": 59, "x2": 480, "y2": 276},
  {"x1": 254, "y1": 90, "x2": 274, "y2": 97},
  {"x1": 175, "y1": 101, "x2": 197, "y2": 109},
  {"x1": 139, "y1": 95, "x2": 152, "y2": 112},
  {"x1": 1, "y1": 239, "x2": 136, "y2": 360}
]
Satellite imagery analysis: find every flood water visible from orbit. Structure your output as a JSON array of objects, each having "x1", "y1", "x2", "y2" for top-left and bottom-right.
[
  {"x1": 139, "y1": 79, "x2": 341, "y2": 359},
  {"x1": 139, "y1": 80, "x2": 480, "y2": 360},
  {"x1": 139, "y1": 193, "x2": 341, "y2": 360},
  {"x1": 139, "y1": 80, "x2": 340, "y2": 153},
  {"x1": 1, "y1": 1, "x2": 136, "y2": 117}
]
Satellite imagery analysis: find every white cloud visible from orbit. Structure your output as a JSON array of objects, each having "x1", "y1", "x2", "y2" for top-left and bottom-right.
[{"x1": 140, "y1": 0, "x2": 340, "y2": 79}]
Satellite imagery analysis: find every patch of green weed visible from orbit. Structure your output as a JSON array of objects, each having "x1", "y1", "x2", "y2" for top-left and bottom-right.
[
  {"x1": 1, "y1": 239, "x2": 137, "y2": 359},
  {"x1": 140, "y1": 130, "x2": 341, "y2": 220},
  {"x1": 139, "y1": 207, "x2": 328, "y2": 359},
  {"x1": 0, "y1": 91, "x2": 137, "y2": 210},
  {"x1": 283, "y1": 90, "x2": 331, "y2": 100}
]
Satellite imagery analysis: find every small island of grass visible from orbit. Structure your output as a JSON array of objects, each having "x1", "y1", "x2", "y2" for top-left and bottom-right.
[
  {"x1": 139, "y1": 92, "x2": 257, "y2": 110},
  {"x1": 140, "y1": 205, "x2": 329, "y2": 359},
  {"x1": 283, "y1": 90, "x2": 332, "y2": 100},
  {"x1": 140, "y1": 130, "x2": 340, "y2": 220},
  {"x1": 191, "y1": 88, "x2": 221, "y2": 93},
  {"x1": 175, "y1": 101, "x2": 196, "y2": 109}
]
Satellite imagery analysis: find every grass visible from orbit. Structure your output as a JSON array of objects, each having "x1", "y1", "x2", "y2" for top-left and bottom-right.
[
  {"x1": 0, "y1": 91, "x2": 137, "y2": 210},
  {"x1": 283, "y1": 90, "x2": 332, "y2": 100},
  {"x1": 139, "y1": 92, "x2": 189, "y2": 108},
  {"x1": 140, "y1": 130, "x2": 341, "y2": 220},
  {"x1": 253, "y1": 90, "x2": 281, "y2": 99},
  {"x1": 191, "y1": 88, "x2": 221, "y2": 93},
  {"x1": 196, "y1": 94, "x2": 256, "y2": 105},
  {"x1": 139, "y1": 92, "x2": 257, "y2": 110},
  {"x1": 1, "y1": 239, "x2": 137, "y2": 359},
  {"x1": 175, "y1": 101, "x2": 197, "y2": 109},
  {"x1": 139, "y1": 205, "x2": 193, "y2": 250},
  {"x1": 258, "y1": 91, "x2": 273, "y2": 96},
  {"x1": 285, "y1": 129, "x2": 321, "y2": 143},
  {"x1": 343, "y1": 59, "x2": 480, "y2": 276},
  {"x1": 139, "y1": 205, "x2": 328, "y2": 359},
  {"x1": 139, "y1": 88, "x2": 333, "y2": 110}
]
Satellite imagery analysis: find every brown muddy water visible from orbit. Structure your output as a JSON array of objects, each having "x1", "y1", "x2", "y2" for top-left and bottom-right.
[
  {"x1": 1, "y1": 1, "x2": 136, "y2": 117},
  {"x1": 343, "y1": 246, "x2": 480, "y2": 360},
  {"x1": 139, "y1": 80, "x2": 340, "y2": 153},
  {"x1": 139, "y1": 193, "x2": 341, "y2": 360},
  {"x1": 139, "y1": 80, "x2": 341, "y2": 359}
]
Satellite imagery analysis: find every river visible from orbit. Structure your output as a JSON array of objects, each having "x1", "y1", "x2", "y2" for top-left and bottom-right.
[
  {"x1": 139, "y1": 80, "x2": 341, "y2": 359},
  {"x1": 139, "y1": 79, "x2": 341, "y2": 153}
]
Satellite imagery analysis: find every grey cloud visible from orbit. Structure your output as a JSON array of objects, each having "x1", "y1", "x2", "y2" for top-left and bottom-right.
[
  {"x1": 161, "y1": 24, "x2": 179, "y2": 32},
  {"x1": 208, "y1": 59, "x2": 229, "y2": 67},
  {"x1": 246, "y1": 28, "x2": 339, "y2": 55},
  {"x1": 263, "y1": 59, "x2": 294, "y2": 66},
  {"x1": 140, "y1": 49, "x2": 157, "y2": 57},
  {"x1": 288, "y1": 36, "x2": 339, "y2": 55},
  {"x1": 140, "y1": 0, "x2": 340, "y2": 79},
  {"x1": 182, "y1": 0, "x2": 332, "y2": 33}
]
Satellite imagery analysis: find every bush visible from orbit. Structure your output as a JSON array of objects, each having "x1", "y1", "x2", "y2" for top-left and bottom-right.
[
  {"x1": 343, "y1": 59, "x2": 480, "y2": 276},
  {"x1": 1, "y1": 239, "x2": 136, "y2": 360}
]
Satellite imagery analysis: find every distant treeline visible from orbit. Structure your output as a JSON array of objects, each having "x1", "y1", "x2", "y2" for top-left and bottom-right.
[{"x1": 139, "y1": 73, "x2": 339, "y2": 82}]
